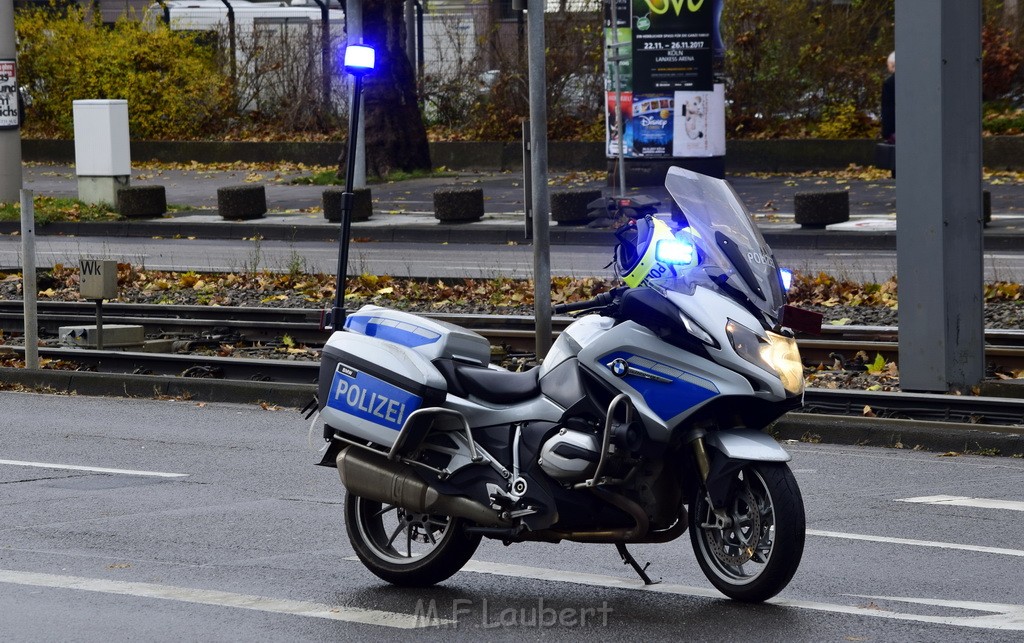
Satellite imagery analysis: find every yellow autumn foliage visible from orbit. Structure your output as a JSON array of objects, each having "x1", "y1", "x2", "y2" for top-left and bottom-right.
[{"x1": 15, "y1": 6, "x2": 230, "y2": 140}]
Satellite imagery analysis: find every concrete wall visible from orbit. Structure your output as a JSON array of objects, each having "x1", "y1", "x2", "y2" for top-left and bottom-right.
[{"x1": 21, "y1": 137, "x2": 1024, "y2": 172}]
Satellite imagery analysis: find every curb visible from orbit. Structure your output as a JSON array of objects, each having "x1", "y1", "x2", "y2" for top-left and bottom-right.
[
  {"x1": 4, "y1": 220, "x2": 1024, "y2": 251},
  {"x1": 1, "y1": 368, "x2": 315, "y2": 408},
  {"x1": 4, "y1": 368, "x2": 1023, "y2": 457},
  {"x1": 0, "y1": 219, "x2": 623, "y2": 246},
  {"x1": 773, "y1": 412, "x2": 1024, "y2": 456},
  {"x1": 22, "y1": 138, "x2": 1024, "y2": 172}
]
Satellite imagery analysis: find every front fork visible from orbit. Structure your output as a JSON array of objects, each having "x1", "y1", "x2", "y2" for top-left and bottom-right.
[{"x1": 689, "y1": 430, "x2": 733, "y2": 529}]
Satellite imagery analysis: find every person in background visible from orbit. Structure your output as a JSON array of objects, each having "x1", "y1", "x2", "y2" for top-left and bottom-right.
[{"x1": 881, "y1": 51, "x2": 895, "y2": 144}]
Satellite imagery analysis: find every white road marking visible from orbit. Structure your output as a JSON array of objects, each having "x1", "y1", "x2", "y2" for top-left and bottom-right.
[
  {"x1": 897, "y1": 495, "x2": 1024, "y2": 512},
  {"x1": 807, "y1": 529, "x2": 1024, "y2": 557},
  {"x1": 455, "y1": 559, "x2": 1024, "y2": 631},
  {"x1": 0, "y1": 569, "x2": 448, "y2": 629},
  {"x1": 0, "y1": 459, "x2": 188, "y2": 478}
]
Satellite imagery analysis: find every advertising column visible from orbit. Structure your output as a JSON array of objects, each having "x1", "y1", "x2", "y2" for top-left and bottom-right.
[
  {"x1": 604, "y1": 0, "x2": 725, "y2": 174},
  {"x1": 1, "y1": 0, "x2": 23, "y2": 202}
]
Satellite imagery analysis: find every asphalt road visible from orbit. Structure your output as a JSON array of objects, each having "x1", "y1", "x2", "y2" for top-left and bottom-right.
[
  {"x1": 2, "y1": 392, "x2": 1023, "y2": 641},
  {"x1": 7, "y1": 235, "x2": 1024, "y2": 283}
]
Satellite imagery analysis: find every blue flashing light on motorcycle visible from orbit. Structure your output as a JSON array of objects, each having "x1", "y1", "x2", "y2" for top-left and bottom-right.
[
  {"x1": 780, "y1": 267, "x2": 794, "y2": 291},
  {"x1": 654, "y1": 236, "x2": 697, "y2": 267}
]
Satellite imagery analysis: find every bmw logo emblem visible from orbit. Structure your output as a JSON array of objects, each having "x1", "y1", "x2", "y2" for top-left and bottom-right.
[{"x1": 610, "y1": 358, "x2": 628, "y2": 377}]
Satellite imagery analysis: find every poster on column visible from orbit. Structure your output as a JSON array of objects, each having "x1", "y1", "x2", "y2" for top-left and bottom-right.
[
  {"x1": 672, "y1": 84, "x2": 725, "y2": 157},
  {"x1": 0, "y1": 61, "x2": 19, "y2": 130},
  {"x1": 606, "y1": 91, "x2": 634, "y2": 156},
  {"x1": 633, "y1": 94, "x2": 674, "y2": 157},
  {"x1": 630, "y1": 0, "x2": 715, "y2": 93}
]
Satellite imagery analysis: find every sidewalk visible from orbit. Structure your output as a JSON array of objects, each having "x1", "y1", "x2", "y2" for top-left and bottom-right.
[{"x1": 7, "y1": 163, "x2": 1024, "y2": 248}]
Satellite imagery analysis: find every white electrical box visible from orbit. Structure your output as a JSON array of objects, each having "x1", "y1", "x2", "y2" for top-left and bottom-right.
[{"x1": 73, "y1": 100, "x2": 131, "y2": 176}]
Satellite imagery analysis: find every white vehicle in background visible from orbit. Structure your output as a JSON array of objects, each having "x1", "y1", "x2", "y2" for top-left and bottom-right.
[
  {"x1": 143, "y1": 0, "x2": 345, "y2": 111},
  {"x1": 143, "y1": 0, "x2": 344, "y2": 37}
]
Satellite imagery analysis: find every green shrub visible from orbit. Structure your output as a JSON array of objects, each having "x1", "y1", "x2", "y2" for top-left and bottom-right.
[
  {"x1": 16, "y1": 6, "x2": 230, "y2": 139},
  {"x1": 812, "y1": 102, "x2": 877, "y2": 139},
  {"x1": 723, "y1": 0, "x2": 893, "y2": 138}
]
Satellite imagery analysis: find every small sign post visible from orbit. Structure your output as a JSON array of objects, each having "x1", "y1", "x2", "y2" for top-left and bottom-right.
[{"x1": 79, "y1": 259, "x2": 117, "y2": 350}]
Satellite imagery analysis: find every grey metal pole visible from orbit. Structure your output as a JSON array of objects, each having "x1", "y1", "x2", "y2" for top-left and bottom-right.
[
  {"x1": 19, "y1": 189, "x2": 38, "y2": 369},
  {"x1": 527, "y1": 0, "x2": 551, "y2": 359},
  {"x1": 1, "y1": 0, "x2": 23, "y2": 203},
  {"x1": 522, "y1": 119, "x2": 532, "y2": 240},
  {"x1": 94, "y1": 299, "x2": 104, "y2": 350},
  {"x1": 608, "y1": 4, "x2": 626, "y2": 198},
  {"x1": 311, "y1": 0, "x2": 332, "y2": 115},
  {"x1": 895, "y1": 0, "x2": 984, "y2": 392}
]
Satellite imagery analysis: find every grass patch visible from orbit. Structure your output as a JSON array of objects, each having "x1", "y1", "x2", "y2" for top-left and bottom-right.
[
  {"x1": 288, "y1": 169, "x2": 344, "y2": 186},
  {"x1": 0, "y1": 196, "x2": 120, "y2": 224}
]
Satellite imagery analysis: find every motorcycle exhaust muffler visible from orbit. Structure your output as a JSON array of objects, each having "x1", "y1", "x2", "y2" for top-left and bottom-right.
[{"x1": 336, "y1": 446, "x2": 510, "y2": 527}]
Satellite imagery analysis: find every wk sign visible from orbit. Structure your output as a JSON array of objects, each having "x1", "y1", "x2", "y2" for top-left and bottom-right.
[
  {"x1": 0, "y1": 60, "x2": 18, "y2": 130},
  {"x1": 79, "y1": 259, "x2": 118, "y2": 300}
]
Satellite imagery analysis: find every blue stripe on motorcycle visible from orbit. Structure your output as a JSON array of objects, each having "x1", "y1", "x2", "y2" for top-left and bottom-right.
[
  {"x1": 344, "y1": 314, "x2": 442, "y2": 348},
  {"x1": 601, "y1": 351, "x2": 719, "y2": 420}
]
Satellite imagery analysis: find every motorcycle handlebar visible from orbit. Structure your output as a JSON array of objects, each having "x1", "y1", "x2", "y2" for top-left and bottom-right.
[{"x1": 553, "y1": 289, "x2": 622, "y2": 315}]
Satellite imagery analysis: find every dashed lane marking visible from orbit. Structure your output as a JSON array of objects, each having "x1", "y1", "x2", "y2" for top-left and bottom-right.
[
  {"x1": 897, "y1": 495, "x2": 1024, "y2": 512},
  {"x1": 808, "y1": 529, "x2": 1024, "y2": 557},
  {"x1": 455, "y1": 559, "x2": 1024, "y2": 631},
  {"x1": 0, "y1": 459, "x2": 189, "y2": 478},
  {"x1": 0, "y1": 569, "x2": 449, "y2": 629}
]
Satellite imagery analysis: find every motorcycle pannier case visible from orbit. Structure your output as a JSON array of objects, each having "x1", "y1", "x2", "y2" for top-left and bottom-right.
[{"x1": 318, "y1": 306, "x2": 491, "y2": 447}]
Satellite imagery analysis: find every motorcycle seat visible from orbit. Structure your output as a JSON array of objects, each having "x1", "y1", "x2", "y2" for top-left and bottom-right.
[{"x1": 451, "y1": 363, "x2": 541, "y2": 404}]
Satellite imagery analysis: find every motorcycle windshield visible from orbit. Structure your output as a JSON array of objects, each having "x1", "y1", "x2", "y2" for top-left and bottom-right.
[{"x1": 663, "y1": 167, "x2": 786, "y2": 322}]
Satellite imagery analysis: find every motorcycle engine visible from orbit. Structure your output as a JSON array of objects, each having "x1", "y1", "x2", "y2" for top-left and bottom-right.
[{"x1": 538, "y1": 427, "x2": 601, "y2": 481}]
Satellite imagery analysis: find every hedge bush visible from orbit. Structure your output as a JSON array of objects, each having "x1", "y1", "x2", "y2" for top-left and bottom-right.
[{"x1": 15, "y1": 7, "x2": 230, "y2": 140}]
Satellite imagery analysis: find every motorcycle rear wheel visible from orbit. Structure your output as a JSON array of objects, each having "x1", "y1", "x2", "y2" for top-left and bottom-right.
[
  {"x1": 345, "y1": 491, "x2": 482, "y2": 587},
  {"x1": 689, "y1": 461, "x2": 805, "y2": 602}
]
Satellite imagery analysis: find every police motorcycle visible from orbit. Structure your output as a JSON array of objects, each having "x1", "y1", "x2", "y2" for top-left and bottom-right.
[{"x1": 311, "y1": 167, "x2": 809, "y2": 602}]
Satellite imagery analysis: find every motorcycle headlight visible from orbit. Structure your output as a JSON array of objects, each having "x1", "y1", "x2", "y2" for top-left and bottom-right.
[{"x1": 726, "y1": 320, "x2": 804, "y2": 395}]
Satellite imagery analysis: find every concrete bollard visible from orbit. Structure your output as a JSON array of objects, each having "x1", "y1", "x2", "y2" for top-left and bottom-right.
[
  {"x1": 116, "y1": 185, "x2": 167, "y2": 218},
  {"x1": 434, "y1": 188, "x2": 484, "y2": 223},
  {"x1": 551, "y1": 189, "x2": 602, "y2": 226},
  {"x1": 217, "y1": 185, "x2": 266, "y2": 220},
  {"x1": 794, "y1": 191, "x2": 850, "y2": 229},
  {"x1": 323, "y1": 187, "x2": 373, "y2": 223}
]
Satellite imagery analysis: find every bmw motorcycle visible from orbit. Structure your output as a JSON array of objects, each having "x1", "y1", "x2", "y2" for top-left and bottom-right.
[{"x1": 311, "y1": 167, "x2": 811, "y2": 602}]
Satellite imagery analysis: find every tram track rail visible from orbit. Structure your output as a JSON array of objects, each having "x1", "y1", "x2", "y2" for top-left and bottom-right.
[
  {"x1": 5, "y1": 343, "x2": 1024, "y2": 427},
  {"x1": 6, "y1": 301, "x2": 1024, "y2": 367},
  {"x1": 4, "y1": 302, "x2": 1024, "y2": 427}
]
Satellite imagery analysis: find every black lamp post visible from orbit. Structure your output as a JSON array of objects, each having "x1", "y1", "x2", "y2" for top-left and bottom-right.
[{"x1": 329, "y1": 43, "x2": 375, "y2": 331}]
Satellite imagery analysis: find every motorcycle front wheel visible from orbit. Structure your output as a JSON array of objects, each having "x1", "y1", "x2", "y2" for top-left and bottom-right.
[
  {"x1": 689, "y1": 461, "x2": 805, "y2": 602},
  {"x1": 345, "y1": 491, "x2": 482, "y2": 587}
]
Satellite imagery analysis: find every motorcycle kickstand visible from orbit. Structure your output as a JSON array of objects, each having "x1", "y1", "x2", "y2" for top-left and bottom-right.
[{"x1": 615, "y1": 543, "x2": 659, "y2": 586}]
